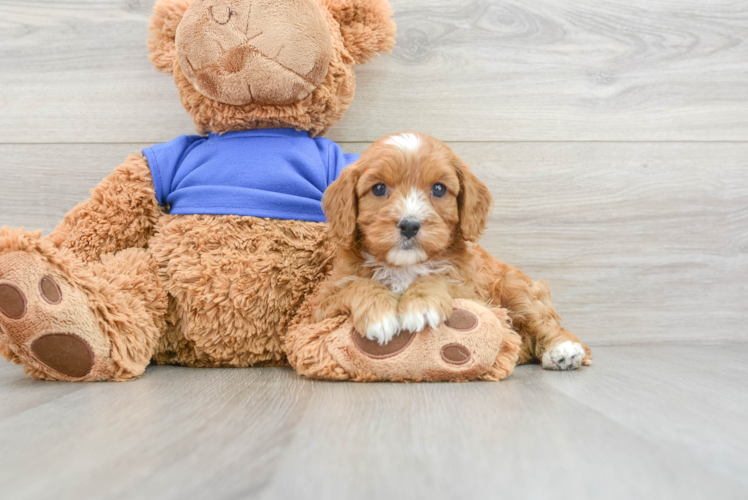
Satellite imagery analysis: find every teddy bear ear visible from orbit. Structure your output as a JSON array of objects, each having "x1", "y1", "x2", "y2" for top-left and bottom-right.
[
  {"x1": 322, "y1": 0, "x2": 397, "y2": 65},
  {"x1": 147, "y1": 0, "x2": 192, "y2": 74}
]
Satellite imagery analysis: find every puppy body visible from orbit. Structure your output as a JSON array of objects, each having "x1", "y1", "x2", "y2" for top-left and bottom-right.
[{"x1": 318, "y1": 133, "x2": 592, "y2": 370}]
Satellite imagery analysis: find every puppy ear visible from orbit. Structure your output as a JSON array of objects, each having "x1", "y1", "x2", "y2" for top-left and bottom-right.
[
  {"x1": 456, "y1": 160, "x2": 493, "y2": 243},
  {"x1": 148, "y1": 0, "x2": 191, "y2": 74},
  {"x1": 323, "y1": 163, "x2": 361, "y2": 248},
  {"x1": 322, "y1": 0, "x2": 397, "y2": 65}
]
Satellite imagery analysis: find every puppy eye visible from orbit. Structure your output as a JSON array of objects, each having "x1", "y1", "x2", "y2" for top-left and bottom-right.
[
  {"x1": 372, "y1": 183, "x2": 387, "y2": 197},
  {"x1": 432, "y1": 183, "x2": 447, "y2": 198}
]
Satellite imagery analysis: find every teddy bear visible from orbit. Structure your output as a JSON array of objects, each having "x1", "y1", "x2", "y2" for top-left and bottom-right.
[
  {"x1": 0, "y1": 0, "x2": 399, "y2": 381},
  {"x1": 0, "y1": 0, "x2": 529, "y2": 384}
]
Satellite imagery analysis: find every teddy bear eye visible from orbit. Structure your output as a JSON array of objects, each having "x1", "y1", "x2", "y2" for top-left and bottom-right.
[
  {"x1": 432, "y1": 183, "x2": 447, "y2": 198},
  {"x1": 372, "y1": 183, "x2": 387, "y2": 197}
]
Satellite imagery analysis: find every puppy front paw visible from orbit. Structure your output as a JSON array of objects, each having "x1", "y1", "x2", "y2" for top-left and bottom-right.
[
  {"x1": 397, "y1": 296, "x2": 452, "y2": 333},
  {"x1": 364, "y1": 314, "x2": 401, "y2": 345},
  {"x1": 398, "y1": 309, "x2": 443, "y2": 333},
  {"x1": 350, "y1": 291, "x2": 401, "y2": 345},
  {"x1": 542, "y1": 341, "x2": 586, "y2": 371}
]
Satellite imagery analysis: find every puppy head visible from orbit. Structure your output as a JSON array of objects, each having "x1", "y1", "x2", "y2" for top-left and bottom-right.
[{"x1": 324, "y1": 133, "x2": 493, "y2": 266}]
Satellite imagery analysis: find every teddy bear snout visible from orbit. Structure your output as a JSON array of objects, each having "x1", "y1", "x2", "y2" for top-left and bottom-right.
[{"x1": 176, "y1": 0, "x2": 333, "y2": 107}]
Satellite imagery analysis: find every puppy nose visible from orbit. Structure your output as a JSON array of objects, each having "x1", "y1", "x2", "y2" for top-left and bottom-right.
[{"x1": 398, "y1": 218, "x2": 421, "y2": 239}]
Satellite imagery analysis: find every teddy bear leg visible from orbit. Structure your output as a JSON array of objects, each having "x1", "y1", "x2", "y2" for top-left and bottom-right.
[{"x1": 0, "y1": 228, "x2": 167, "y2": 381}]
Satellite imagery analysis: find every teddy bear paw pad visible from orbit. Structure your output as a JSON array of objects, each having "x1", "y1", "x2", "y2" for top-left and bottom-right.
[
  {"x1": 444, "y1": 308, "x2": 478, "y2": 331},
  {"x1": 31, "y1": 333, "x2": 94, "y2": 378},
  {"x1": 440, "y1": 343, "x2": 472, "y2": 365},
  {"x1": 0, "y1": 251, "x2": 110, "y2": 380},
  {"x1": 353, "y1": 329, "x2": 415, "y2": 359}
]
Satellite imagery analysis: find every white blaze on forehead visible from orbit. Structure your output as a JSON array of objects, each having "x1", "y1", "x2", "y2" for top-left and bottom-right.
[
  {"x1": 386, "y1": 133, "x2": 421, "y2": 153},
  {"x1": 393, "y1": 189, "x2": 433, "y2": 222}
]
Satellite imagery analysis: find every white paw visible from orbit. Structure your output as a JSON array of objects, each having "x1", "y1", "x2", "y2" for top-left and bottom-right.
[
  {"x1": 399, "y1": 308, "x2": 445, "y2": 333},
  {"x1": 365, "y1": 314, "x2": 401, "y2": 345},
  {"x1": 542, "y1": 341, "x2": 586, "y2": 371}
]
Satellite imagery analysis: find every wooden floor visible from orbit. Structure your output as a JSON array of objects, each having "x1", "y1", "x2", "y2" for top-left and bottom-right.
[{"x1": 0, "y1": 344, "x2": 746, "y2": 500}]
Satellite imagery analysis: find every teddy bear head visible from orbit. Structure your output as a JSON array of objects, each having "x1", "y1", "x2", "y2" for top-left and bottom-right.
[{"x1": 148, "y1": 0, "x2": 396, "y2": 136}]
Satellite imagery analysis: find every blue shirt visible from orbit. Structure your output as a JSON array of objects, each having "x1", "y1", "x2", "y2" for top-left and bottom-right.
[{"x1": 142, "y1": 128, "x2": 359, "y2": 222}]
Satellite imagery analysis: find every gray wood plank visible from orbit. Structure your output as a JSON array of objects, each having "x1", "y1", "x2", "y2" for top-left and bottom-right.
[
  {"x1": 262, "y1": 346, "x2": 748, "y2": 500},
  {"x1": 1, "y1": 0, "x2": 747, "y2": 143},
  {"x1": 0, "y1": 365, "x2": 313, "y2": 500},
  {"x1": 0, "y1": 363, "x2": 85, "y2": 419},
  {"x1": 1, "y1": 142, "x2": 745, "y2": 345},
  {"x1": 542, "y1": 344, "x2": 748, "y2": 486},
  {"x1": 0, "y1": 346, "x2": 746, "y2": 500}
]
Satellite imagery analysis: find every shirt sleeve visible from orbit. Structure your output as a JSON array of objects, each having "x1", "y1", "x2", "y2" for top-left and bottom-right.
[
  {"x1": 322, "y1": 139, "x2": 360, "y2": 186},
  {"x1": 142, "y1": 135, "x2": 203, "y2": 206}
]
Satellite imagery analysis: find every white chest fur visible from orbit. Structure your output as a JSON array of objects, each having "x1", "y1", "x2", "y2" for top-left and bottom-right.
[{"x1": 363, "y1": 255, "x2": 451, "y2": 295}]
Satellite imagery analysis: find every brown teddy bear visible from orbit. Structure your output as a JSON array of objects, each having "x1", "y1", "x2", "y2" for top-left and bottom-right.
[{"x1": 0, "y1": 0, "x2": 398, "y2": 381}]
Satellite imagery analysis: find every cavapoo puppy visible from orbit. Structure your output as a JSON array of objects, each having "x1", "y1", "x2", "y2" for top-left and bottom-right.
[{"x1": 317, "y1": 132, "x2": 591, "y2": 370}]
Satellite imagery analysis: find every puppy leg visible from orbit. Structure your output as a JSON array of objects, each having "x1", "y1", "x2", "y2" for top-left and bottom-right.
[
  {"x1": 318, "y1": 278, "x2": 401, "y2": 345},
  {"x1": 397, "y1": 274, "x2": 454, "y2": 333},
  {"x1": 498, "y1": 269, "x2": 592, "y2": 370}
]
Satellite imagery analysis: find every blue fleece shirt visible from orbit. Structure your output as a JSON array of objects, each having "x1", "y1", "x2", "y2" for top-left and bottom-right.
[{"x1": 142, "y1": 128, "x2": 359, "y2": 222}]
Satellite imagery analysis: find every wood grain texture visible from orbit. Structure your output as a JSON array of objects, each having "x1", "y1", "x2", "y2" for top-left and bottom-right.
[
  {"x1": 0, "y1": 345, "x2": 746, "y2": 500},
  {"x1": 1, "y1": 0, "x2": 747, "y2": 143},
  {"x1": 1, "y1": 142, "x2": 745, "y2": 345}
]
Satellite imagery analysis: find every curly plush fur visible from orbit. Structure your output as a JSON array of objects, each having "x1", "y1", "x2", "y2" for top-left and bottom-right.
[{"x1": 0, "y1": 0, "x2": 395, "y2": 381}]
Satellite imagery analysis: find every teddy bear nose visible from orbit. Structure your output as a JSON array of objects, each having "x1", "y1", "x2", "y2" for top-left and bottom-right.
[
  {"x1": 210, "y1": 5, "x2": 232, "y2": 25},
  {"x1": 398, "y1": 218, "x2": 421, "y2": 239}
]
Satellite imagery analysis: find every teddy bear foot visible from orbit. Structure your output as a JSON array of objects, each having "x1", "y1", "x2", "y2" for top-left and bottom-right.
[
  {"x1": 286, "y1": 299, "x2": 522, "y2": 382},
  {"x1": 0, "y1": 234, "x2": 117, "y2": 381}
]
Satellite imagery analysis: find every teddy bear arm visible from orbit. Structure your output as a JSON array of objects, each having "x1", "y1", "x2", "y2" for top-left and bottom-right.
[{"x1": 48, "y1": 153, "x2": 163, "y2": 263}]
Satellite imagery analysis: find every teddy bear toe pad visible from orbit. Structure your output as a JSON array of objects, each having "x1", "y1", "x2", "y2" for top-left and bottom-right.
[
  {"x1": 39, "y1": 276, "x2": 62, "y2": 304},
  {"x1": 440, "y1": 343, "x2": 472, "y2": 365},
  {"x1": 0, "y1": 282, "x2": 27, "y2": 319},
  {"x1": 444, "y1": 309, "x2": 479, "y2": 331}
]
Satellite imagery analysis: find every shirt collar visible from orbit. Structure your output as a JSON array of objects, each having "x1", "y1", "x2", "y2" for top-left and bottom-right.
[{"x1": 208, "y1": 128, "x2": 310, "y2": 140}]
